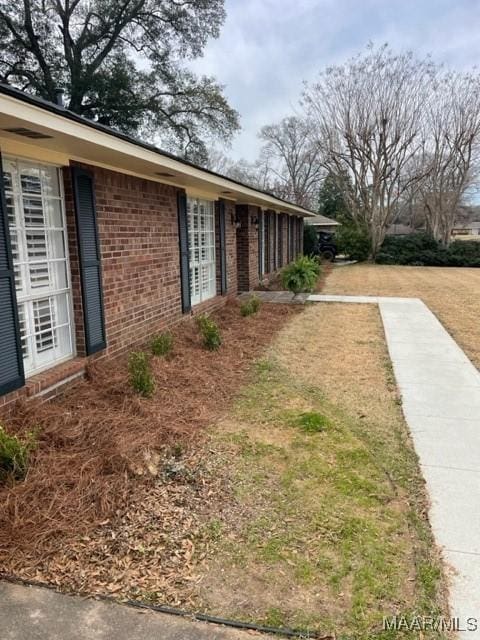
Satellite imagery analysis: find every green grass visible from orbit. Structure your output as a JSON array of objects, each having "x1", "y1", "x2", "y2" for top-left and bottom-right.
[
  {"x1": 0, "y1": 425, "x2": 37, "y2": 483},
  {"x1": 201, "y1": 356, "x2": 447, "y2": 639}
]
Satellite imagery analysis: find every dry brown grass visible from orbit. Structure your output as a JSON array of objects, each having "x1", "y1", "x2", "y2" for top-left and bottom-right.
[
  {"x1": 323, "y1": 263, "x2": 480, "y2": 369},
  {"x1": 194, "y1": 304, "x2": 448, "y2": 637}
]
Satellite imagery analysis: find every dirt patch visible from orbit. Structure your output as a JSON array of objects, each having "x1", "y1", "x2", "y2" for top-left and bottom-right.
[
  {"x1": 0, "y1": 301, "x2": 300, "y2": 584},
  {"x1": 323, "y1": 263, "x2": 480, "y2": 369}
]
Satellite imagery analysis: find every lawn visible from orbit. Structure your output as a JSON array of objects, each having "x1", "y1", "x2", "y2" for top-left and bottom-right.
[
  {"x1": 322, "y1": 263, "x2": 480, "y2": 370},
  {"x1": 193, "y1": 303, "x2": 448, "y2": 638},
  {"x1": 0, "y1": 298, "x2": 448, "y2": 639}
]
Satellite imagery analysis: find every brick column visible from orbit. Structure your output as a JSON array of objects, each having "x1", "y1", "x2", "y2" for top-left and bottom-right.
[{"x1": 236, "y1": 204, "x2": 260, "y2": 291}]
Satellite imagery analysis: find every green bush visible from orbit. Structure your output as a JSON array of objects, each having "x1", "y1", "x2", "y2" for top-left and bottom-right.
[
  {"x1": 240, "y1": 295, "x2": 261, "y2": 317},
  {"x1": 303, "y1": 224, "x2": 319, "y2": 256},
  {"x1": 128, "y1": 351, "x2": 155, "y2": 397},
  {"x1": 335, "y1": 221, "x2": 371, "y2": 261},
  {"x1": 196, "y1": 314, "x2": 222, "y2": 351},
  {"x1": 0, "y1": 425, "x2": 36, "y2": 483},
  {"x1": 448, "y1": 240, "x2": 480, "y2": 267},
  {"x1": 151, "y1": 332, "x2": 173, "y2": 357},
  {"x1": 281, "y1": 255, "x2": 321, "y2": 294},
  {"x1": 376, "y1": 233, "x2": 480, "y2": 267}
]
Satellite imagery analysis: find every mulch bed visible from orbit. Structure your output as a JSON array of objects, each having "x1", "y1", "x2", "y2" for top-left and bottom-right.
[{"x1": 0, "y1": 300, "x2": 300, "y2": 603}]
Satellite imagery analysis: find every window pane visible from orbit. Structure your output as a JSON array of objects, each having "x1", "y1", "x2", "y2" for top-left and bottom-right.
[
  {"x1": 17, "y1": 303, "x2": 29, "y2": 358},
  {"x1": 33, "y1": 298, "x2": 55, "y2": 353},
  {"x1": 23, "y1": 196, "x2": 45, "y2": 226},
  {"x1": 50, "y1": 230, "x2": 66, "y2": 259},
  {"x1": 26, "y1": 230, "x2": 48, "y2": 259},
  {"x1": 55, "y1": 324, "x2": 71, "y2": 359},
  {"x1": 51, "y1": 261, "x2": 68, "y2": 291},
  {"x1": 29, "y1": 263, "x2": 50, "y2": 290},
  {"x1": 20, "y1": 169, "x2": 41, "y2": 195},
  {"x1": 45, "y1": 198, "x2": 63, "y2": 227},
  {"x1": 5, "y1": 193, "x2": 17, "y2": 227},
  {"x1": 40, "y1": 165, "x2": 60, "y2": 198},
  {"x1": 55, "y1": 293, "x2": 69, "y2": 325}
]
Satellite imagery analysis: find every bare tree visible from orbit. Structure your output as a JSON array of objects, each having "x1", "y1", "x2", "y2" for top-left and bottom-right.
[
  {"x1": 258, "y1": 116, "x2": 323, "y2": 209},
  {"x1": 205, "y1": 148, "x2": 273, "y2": 191},
  {"x1": 418, "y1": 71, "x2": 480, "y2": 245},
  {"x1": 304, "y1": 44, "x2": 435, "y2": 256}
]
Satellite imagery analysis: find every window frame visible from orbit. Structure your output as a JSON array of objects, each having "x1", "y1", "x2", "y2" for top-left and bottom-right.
[
  {"x1": 187, "y1": 196, "x2": 216, "y2": 306},
  {"x1": 4, "y1": 156, "x2": 75, "y2": 377}
]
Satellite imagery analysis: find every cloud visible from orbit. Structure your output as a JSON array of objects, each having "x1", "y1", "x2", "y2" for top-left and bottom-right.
[{"x1": 189, "y1": 0, "x2": 480, "y2": 160}]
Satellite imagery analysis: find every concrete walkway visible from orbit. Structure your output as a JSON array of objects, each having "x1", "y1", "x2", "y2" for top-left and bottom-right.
[
  {"x1": 309, "y1": 294, "x2": 480, "y2": 636},
  {"x1": 0, "y1": 581, "x2": 272, "y2": 640}
]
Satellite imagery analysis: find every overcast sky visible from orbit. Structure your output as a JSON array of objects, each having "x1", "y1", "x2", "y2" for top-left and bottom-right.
[{"x1": 189, "y1": 0, "x2": 480, "y2": 161}]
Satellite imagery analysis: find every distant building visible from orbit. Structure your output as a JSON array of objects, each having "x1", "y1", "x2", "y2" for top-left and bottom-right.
[
  {"x1": 304, "y1": 213, "x2": 341, "y2": 234},
  {"x1": 452, "y1": 221, "x2": 480, "y2": 237}
]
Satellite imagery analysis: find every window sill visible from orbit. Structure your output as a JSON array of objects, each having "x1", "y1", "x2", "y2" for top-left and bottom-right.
[{"x1": 25, "y1": 357, "x2": 86, "y2": 398}]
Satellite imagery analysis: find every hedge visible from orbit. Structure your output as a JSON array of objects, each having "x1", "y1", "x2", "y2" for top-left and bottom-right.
[{"x1": 376, "y1": 233, "x2": 480, "y2": 267}]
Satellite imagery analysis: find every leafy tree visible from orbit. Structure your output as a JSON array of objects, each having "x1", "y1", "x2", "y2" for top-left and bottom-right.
[
  {"x1": 317, "y1": 171, "x2": 350, "y2": 219},
  {"x1": 0, "y1": 0, "x2": 239, "y2": 163}
]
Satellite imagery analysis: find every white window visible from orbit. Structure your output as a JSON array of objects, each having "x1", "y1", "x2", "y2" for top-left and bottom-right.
[
  {"x1": 4, "y1": 157, "x2": 74, "y2": 376},
  {"x1": 187, "y1": 197, "x2": 216, "y2": 305}
]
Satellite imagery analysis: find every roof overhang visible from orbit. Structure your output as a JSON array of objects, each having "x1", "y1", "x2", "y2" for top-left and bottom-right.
[{"x1": 0, "y1": 89, "x2": 315, "y2": 217}]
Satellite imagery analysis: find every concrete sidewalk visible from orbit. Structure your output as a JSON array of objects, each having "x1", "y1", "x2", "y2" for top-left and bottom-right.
[
  {"x1": 0, "y1": 581, "x2": 271, "y2": 640},
  {"x1": 309, "y1": 293, "x2": 480, "y2": 636}
]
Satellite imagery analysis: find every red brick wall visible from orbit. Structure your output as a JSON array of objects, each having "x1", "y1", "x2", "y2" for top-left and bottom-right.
[
  {"x1": 215, "y1": 199, "x2": 238, "y2": 298},
  {"x1": 236, "y1": 204, "x2": 260, "y2": 291},
  {"x1": 1, "y1": 164, "x2": 238, "y2": 409},
  {"x1": 67, "y1": 162, "x2": 184, "y2": 358}
]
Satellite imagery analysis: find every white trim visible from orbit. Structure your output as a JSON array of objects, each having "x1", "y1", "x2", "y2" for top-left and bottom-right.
[
  {"x1": 0, "y1": 93, "x2": 315, "y2": 217},
  {"x1": 187, "y1": 197, "x2": 216, "y2": 306},
  {"x1": 4, "y1": 155, "x2": 75, "y2": 377}
]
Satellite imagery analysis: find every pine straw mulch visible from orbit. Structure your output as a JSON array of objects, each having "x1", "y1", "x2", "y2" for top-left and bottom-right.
[{"x1": 0, "y1": 300, "x2": 300, "y2": 605}]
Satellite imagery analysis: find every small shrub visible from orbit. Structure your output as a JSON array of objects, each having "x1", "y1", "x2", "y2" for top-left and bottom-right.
[
  {"x1": 196, "y1": 314, "x2": 222, "y2": 351},
  {"x1": 151, "y1": 332, "x2": 173, "y2": 357},
  {"x1": 296, "y1": 411, "x2": 330, "y2": 433},
  {"x1": 281, "y1": 255, "x2": 321, "y2": 294},
  {"x1": 240, "y1": 295, "x2": 261, "y2": 317},
  {"x1": 128, "y1": 351, "x2": 155, "y2": 397},
  {"x1": 335, "y1": 220, "x2": 371, "y2": 261},
  {"x1": 0, "y1": 425, "x2": 36, "y2": 483}
]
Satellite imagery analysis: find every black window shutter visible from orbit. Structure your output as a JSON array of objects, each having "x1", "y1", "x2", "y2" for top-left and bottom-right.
[
  {"x1": 177, "y1": 191, "x2": 191, "y2": 313},
  {"x1": 278, "y1": 214, "x2": 284, "y2": 266},
  {"x1": 273, "y1": 213, "x2": 277, "y2": 271},
  {"x1": 71, "y1": 166, "x2": 107, "y2": 355},
  {"x1": 0, "y1": 153, "x2": 25, "y2": 395},
  {"x1": 258, "y1": 210, "x2": 263, "y2": 278},
  {"x1": 218, "y1": 200, "x2": 227, "y2": 295}
]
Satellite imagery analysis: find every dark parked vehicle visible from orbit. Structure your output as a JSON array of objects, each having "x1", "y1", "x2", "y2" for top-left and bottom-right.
[{"x1": 315, "y1": 231, "x2": 337, "y2": 261}]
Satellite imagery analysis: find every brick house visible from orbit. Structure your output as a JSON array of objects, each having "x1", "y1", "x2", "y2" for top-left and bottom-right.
[{"x1": 0, "y1": 85, "x2": 312, "y2": 408}]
